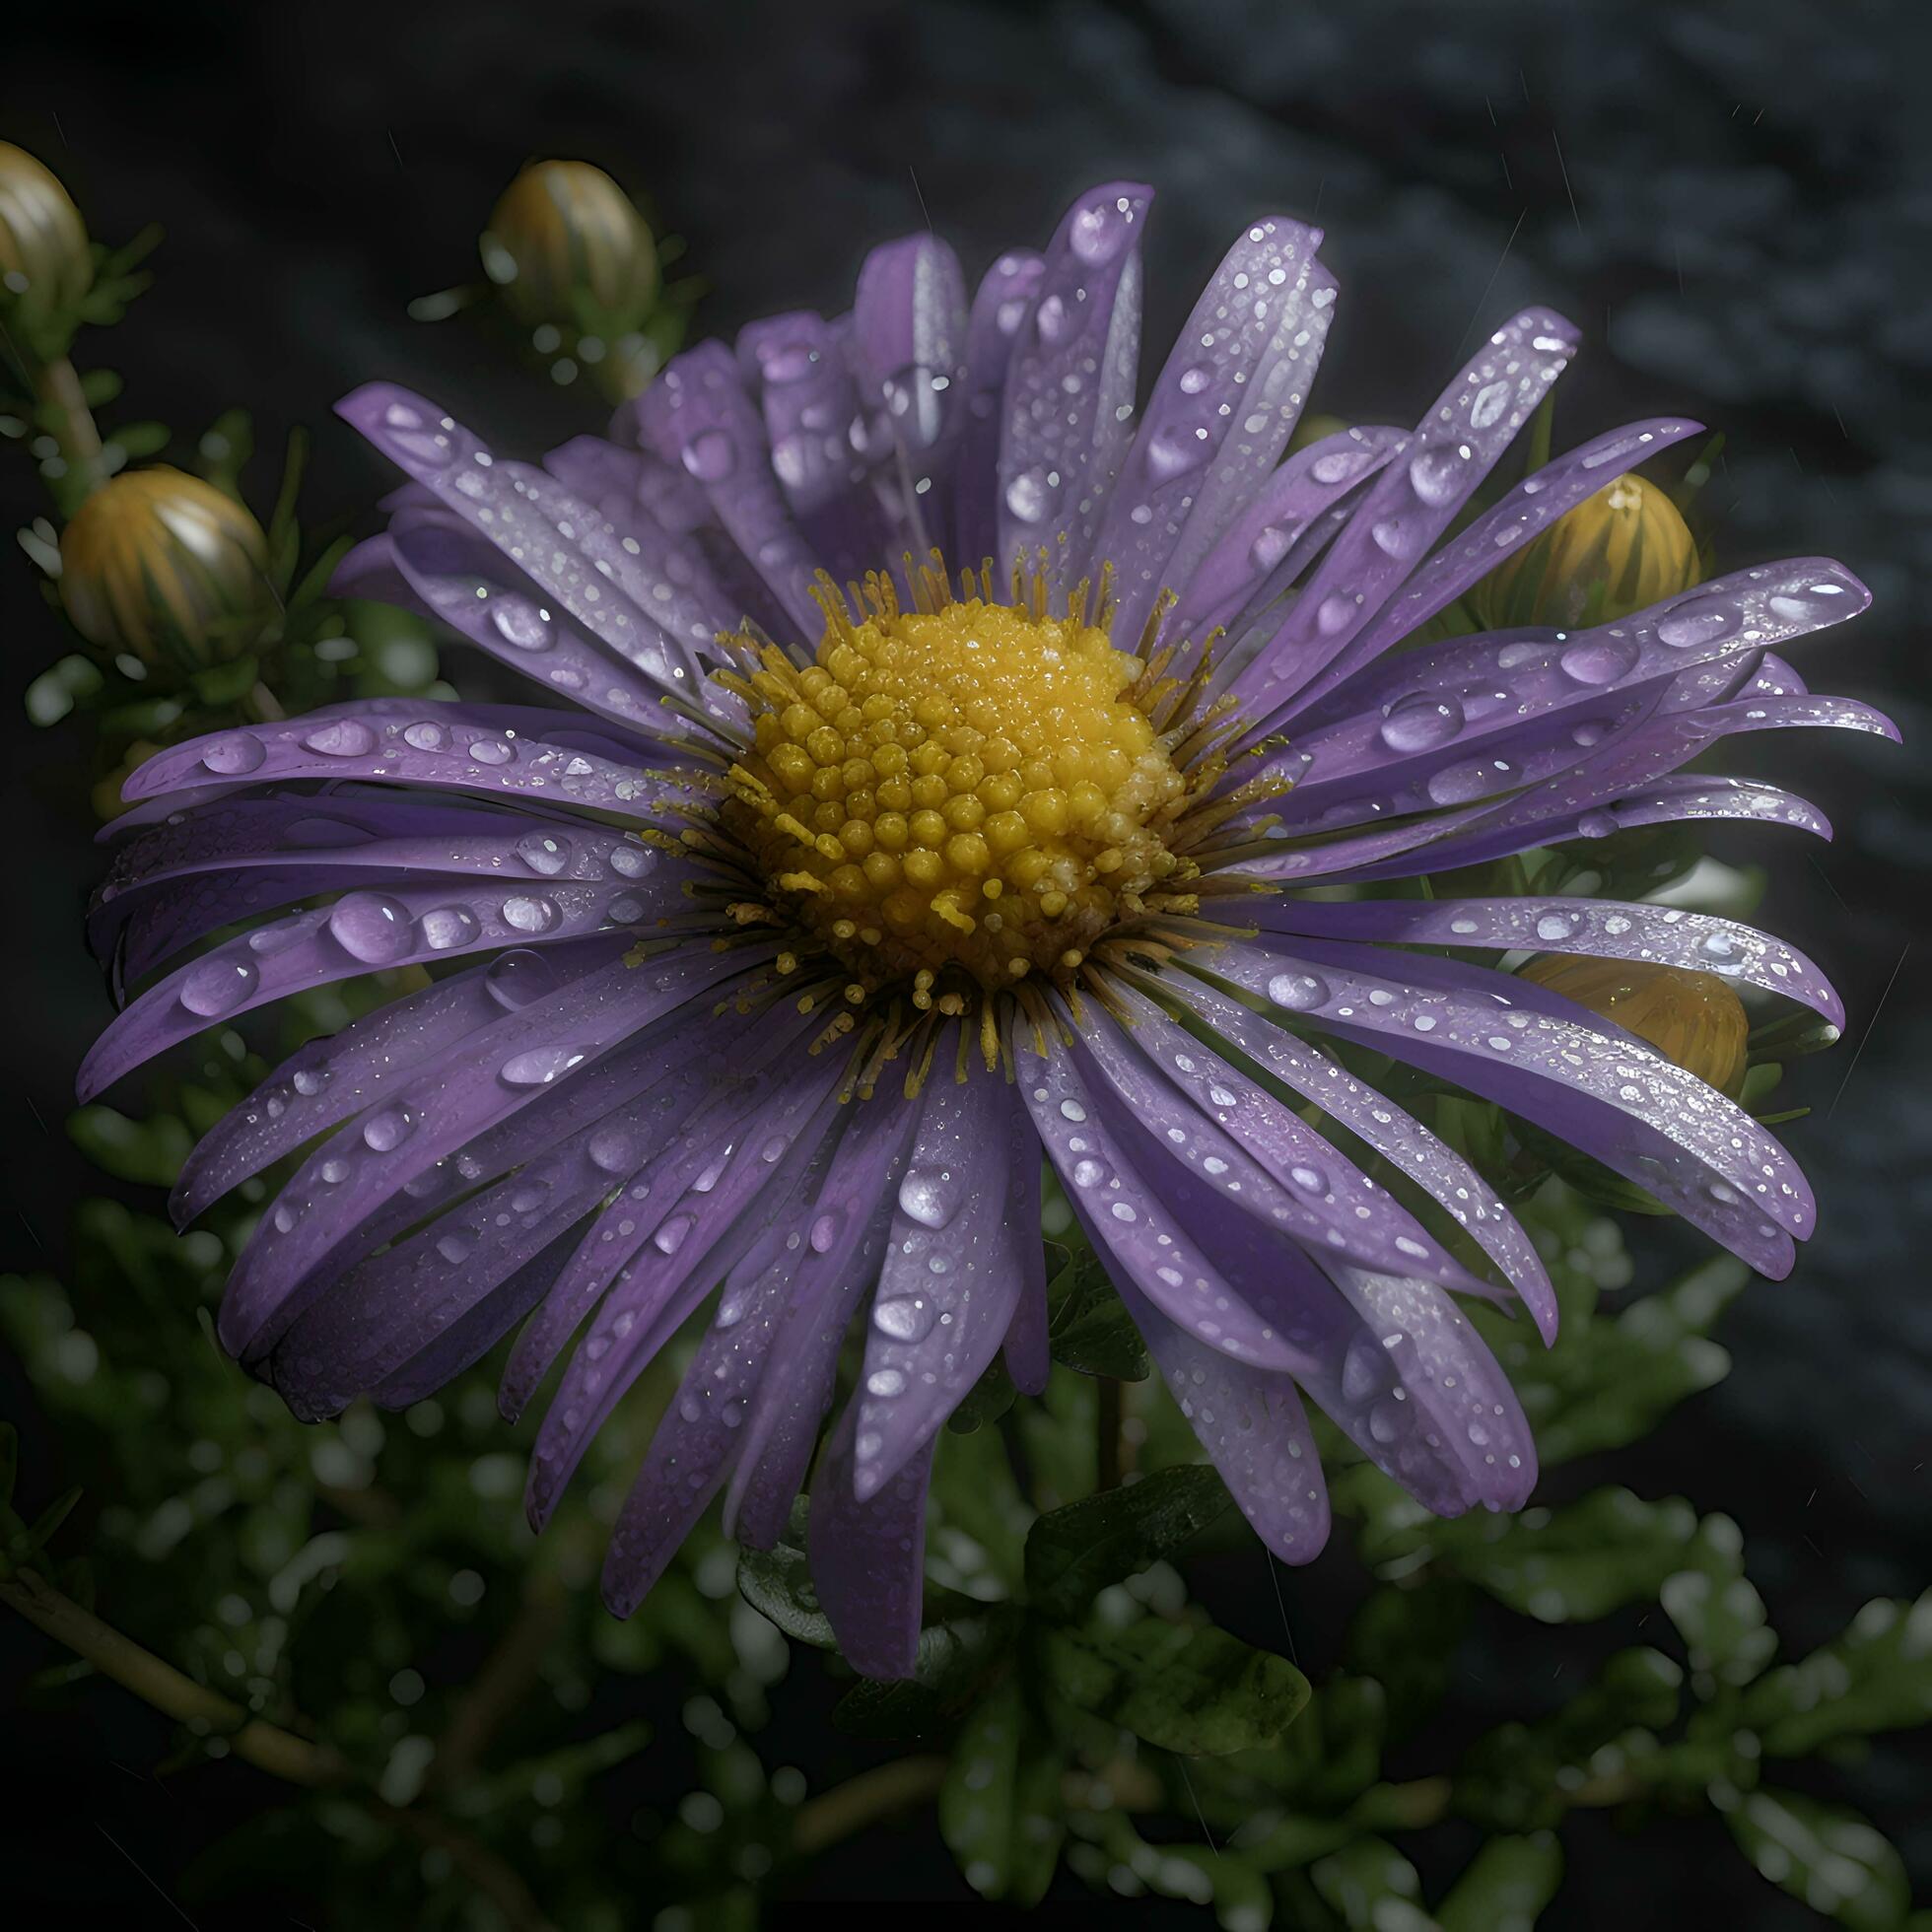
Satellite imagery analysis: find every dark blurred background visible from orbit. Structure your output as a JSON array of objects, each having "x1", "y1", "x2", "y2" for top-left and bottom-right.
[{"x1": 3, "y1": 0, "x2": 1927, "y2": 1920}]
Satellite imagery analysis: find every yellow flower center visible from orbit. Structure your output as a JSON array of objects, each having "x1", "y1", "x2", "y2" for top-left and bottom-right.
[{"x1": 720, "y1": 566, "x2": 1200, "y2": 1004}]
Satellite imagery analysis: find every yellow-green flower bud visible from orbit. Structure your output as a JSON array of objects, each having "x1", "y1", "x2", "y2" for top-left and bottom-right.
[
  {"x1": 1517, "y1": 953, "x2": 1749, "y2": 1097},
  {"x1": 59, "y1": 466, "x2": 275, "y2": 668},
  {"x1": 481, "y1": 160, "x2": 658, "y2": 329},
  {"x1": 1477, "y1": 471, "x2": 1701, "y2": 630},
  {"x1": 0, "y1": 140, "x2": 93, "y2": 333}
]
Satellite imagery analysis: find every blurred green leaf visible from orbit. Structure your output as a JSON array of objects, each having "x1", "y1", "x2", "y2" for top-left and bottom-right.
[
  {"x1": 1436, "y1": 1832, "x2": 1563, "y2": 1932},
  {"x1": 946, "y1": 1351, "x2": 1016, "y2": 1435},
  {"x1": 1046, "y1": 1615, "x2": 1308, "y2": 1757},
  {"x1": 938, "y1": 1676, "x2": 1064, "y2": 1903},
  {"x1": 1024, "y1": 1464, "x2": 1229, "y2": 1620},
  {"x1": 1739, "y1": 1591, "x2": 1932, "y2": 1757},
  {"x1": 67, "y1": 1104, "x2": 193, "y2": 1187},
  {"x1": 1661, "y1": 1515, "x2": 1776, "y2": 1689},
  {"x1": 1723, "y1": 1789, "x2": 1909, "y2": 1932},
  {"x1": 1310, "y1": 1836, "x2": 1435, "y2": 1930},
  {"x1": 833, "y1": 1610, "x2": 1019, "y2": 1742}
]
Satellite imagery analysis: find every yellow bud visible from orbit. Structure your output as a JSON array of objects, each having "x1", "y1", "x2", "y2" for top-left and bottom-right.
[
  {"x1": 60, "y1": 466, "x2": 275, "y2": 667},
  {"x1": 1517, "y1": 954, "x2": 1749, "y2": 1097},
  {"x1": 481, "y1": 160, "x2": 658, "y2": 329},
  {"x1": 0, "y1": 141, "x2": 93, "y2": 334},
  {"x1": 1476, "y1": 471, "x2": 1701, "y2": 629}
]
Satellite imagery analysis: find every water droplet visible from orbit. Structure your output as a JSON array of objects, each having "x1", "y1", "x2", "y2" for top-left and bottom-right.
[
  {"x1": 1408, "y1": 442, "x2": 1469, "y2": 507},
  {"x1": 1379, "y1": 692, "x2": 1464, "y2": 753},
  {"x1": 293, "y1": 1069, "x2": 328, "y2": 1097},
  {"x1": 437, "y1": 1232, "x2": 473, "y2": 1265},
  {"x1": 681, "y1": 429, "x2": 735, "y2": 481},
  {"x1": 872, "y1": 1295, "x2": 934, "y2": 1343},
  {"x1": 1655, "y1": 598, "x2": 1736, "y2": 650},
  {"x1": 1425, "y1": 760, "x2": 1506, "y2": 806},
  {"x1": 1071, "y1": 1157, "x2": 1105, "y2": 1189},
  {"x1": 1268, "y1": 970, "x2": 1329, "y2": 1011},
  {"x1": 502, "y1": 895, "x2": 561, "y2": 934},
  {"x1": 588, "y1": 1128, "x2": 636, "y2": 1174},
  {"x1": 517, "y1": 833, "x2": 571, "y2": 877},
  {"x1": 1058, "y1": 1097, "x2": 1087, "y2": 1123},
  {"x1": 1004, "y1": 469, "x2": 1049, "y2": 523},
  {"x1": 419, "y1": 905, "x2": 480, "y2": 951},
  {"x1": 1558, "y1": 634, "x2": 1641, "y2": 685},
  {"x1": 1034, "y1": 293, "x2": 1073, "y2": 343},
  {"x1": 1536, "y1": 911, "x2": 1580, "y2": 941},
  {"x1": 485, "y1": 949, "x2": 559, "y2": 1010},
  {"x1": 1469, "y1": 378, "x2": 1512, "y2": 429},
  {"x1": 468, "y1": 738, "x2": 515, "y2": 766},
  {"x1": 402, "y1": 720, "x2": 448, "y2": 751},
  {"x1": 866, "y1": 1366, "x2": 908, "y2": 1398},
  {"x1": 808, "y1": 1210, "x2": 843, "y2": 1255},
  {"x1": 1147, "y1": 429, "x2": 1200, "y2": 480},
  {"x1": 1369, "y1": 518, "x2": 1414, "y2": 559},
  {"x1": 654, "y1": 1213, "x2": 695, "y2": 1255},
  {"x1": 898, "y1": 1166, "x2": 959, "y2": 1229},
  {"x1": 609, "y1": 843, "x2": 653, "y2": 879},
  {"x1": 363, "y1": 1106, "x2": 416, "y2": 1152},
  {"x1": 1070, "y1": 197, "x2": 1131, "y2": 265},
  {"x1": 202, "y1": 732, "x2": 266, "y2": 776},
  {"x1": 500, "y1": 1045, "x2": 589, "y2": 1087},
  {"x1": 1342, "y1": 1332, "x2": 1386, "y2": 1403},
  {"x1": 490, "y1": 594, "x2": 553, "y2": 652},
  {"x1": 1315, "y1": 593, "x2": 1357, "y2": 637},
  {"x1": 179, "y1": 955, "x2": 259, "y2": 1017},
  {"x1": 327, "y1": 891, "x2": 414, "y2": 965},
  {"x1": 304, "y1": 719, "x2": 377, "y2": 758}
]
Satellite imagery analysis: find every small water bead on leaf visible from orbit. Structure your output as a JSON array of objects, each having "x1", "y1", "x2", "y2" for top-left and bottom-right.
[
  {"x1": 808, "y1": 1209, "x2": 843, "y2": 1254},
  {"x1": 402, "y1": 721, "x2": 448, "y2": 750},
  {"x1": 872, "y1": 1294, "x2": 935, "y2": 1343},
  {"x1": 418, "y1": 905, "x2": 481, "y2": 951},
  {"x1": 517, "y1": 832, "x2": 572, "y2": 876},
  {"x1": 1425, "y1": 759, "x2": 1513, "y2": 806},
  {"x1": 202, "y1": 733, "x2": 267, "y2": 776},
  {"x1": 327, "y1": 891, "x2": 415, "y2": 965},
  {"x1": 1409, "y1": 441, "x2": 1472, "y2": 506},
  {"x1": 1654, "y1": 597, "x2": 1739, "y2": 651},
  {"x1": 304, "y1": 719, "x2": 379, "y2": 758},
  {"x1": 608, "y1": 841, "x2": 653, "y2": 879},
  {"x1": 1558, "y1": 634, "x2": 1643, "y2": 685},
  {"x1": 1004, "y1": 469, "x2": 1050, "y2": 522},
  {"x1": 484, "y1": 948, "x2": 560, "y2": 1010},
  {"x1": 502, "y1": 895, "x2": 561, "y2": 934},
  {"x1": 179, "y1": 955, "x2": 259, "y2": 1017},
  {"x1": 587, "y1": 1127, "x2": 636, "y2": 1175},
  {"x1": 1379, "y1": 692, "x2": 1464, "y2": 753},
  {"x1": 489, "y1": 593, "x2": 553, "y2": 651},
  {"x1": 436, "y1": 1231, "x2": 473, "y2": 1265},
  {"x1": 1269, "y1": 970, "x2": 1329, "y2": 1010},
  {"x1": 468, "y1": 738, "x2": 516, "y2": 766},
  {"x1": 654, "y1": 1212, "x2": 695, "y2": 1255},
  {"x1": 500, "y1": 1045, "x2": 590, "y2": 1087},
  {"x1": 363, "y1": 1105, "x2": 416, "y2": 1152},
  {"x1": 680, "y1": 428, "x2": 736, "y2": 482}
]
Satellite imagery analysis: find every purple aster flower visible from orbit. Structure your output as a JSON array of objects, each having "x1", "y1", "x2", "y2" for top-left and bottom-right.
[{"x1": 84, "y1": 182, "x2": 1893, "y2": 1679}]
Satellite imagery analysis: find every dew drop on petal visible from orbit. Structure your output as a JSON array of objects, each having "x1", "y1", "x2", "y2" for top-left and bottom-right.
[{"x1": 179, "y1": 955, "x2": 259, "y2": 1017}]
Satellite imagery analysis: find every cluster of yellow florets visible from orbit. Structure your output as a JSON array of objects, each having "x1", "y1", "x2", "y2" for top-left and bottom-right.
[{"x1": 720, "y1": 571, "x2": 1195, "y2": 999}]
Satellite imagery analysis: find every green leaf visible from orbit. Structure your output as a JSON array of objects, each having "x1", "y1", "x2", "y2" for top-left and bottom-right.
[
  {"x1": 1024, "y1": 1464, "x2": 1229, "y2": 1620},
  {"x1": 1739, "y1": 1591, "x2": 1932, "y2": 1756},
  {"x1": 67, "y1": 1104, "x2": 194, "y2": 1187},
  {"x1": 1417, "y1": 1489, "x2": 1703, "y2": 1622},
  {"x1": 1723, "y1": 1789, "x2": 1909, "y2": 1931},
  {"x1": 1272, "y1": 1675, "x2": 1386, "y2": 1809},
  {"x1": 946, "y1": 1351, "x2": 1016, "y2": 1435},
  {"x1": 832, "y1": 1610, "x2": 1019, "y2": 1742},
  {"x1": 1046, "y1": 1247, "x2": 1149, "y2": 1380},
  {"x1": 735, "y1": 1499, "x2": 833, "y2": 1648},
  {"x1": 1310, "y1": 1837, "x2": 1435, "y2": 1930},
  {"x1": 1437, "y1": 1832, "x2": 1563, "y2": 1932},
  {"x1": 1046, "y1": 1616, "x2": 1308, "y2": 1757},
  {"x1": 1661, "y1": 1515, "x2": 1775, "y2": 1689},
  {"x1": 938, "y1": 1676, "x2": 1065, "y2": 1904},
  {"x1": 1346, "y1": 1579, "x2": 1473, "y2": 1740}
]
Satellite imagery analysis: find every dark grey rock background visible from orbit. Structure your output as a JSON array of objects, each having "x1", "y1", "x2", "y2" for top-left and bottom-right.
[{"x1": 3, "y1": 0, "x2": 1927, "y2": 1919}]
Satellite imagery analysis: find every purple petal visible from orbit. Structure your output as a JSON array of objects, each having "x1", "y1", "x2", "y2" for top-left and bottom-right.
[
  {"x1": 1090, "y1": 217, "x2": 1333, "y2": 649},
  {"x1": 954, "y1": 250, "x2": 1044, "y2": 569},
  {"x1": 807, "y1": 1400, "x2": 934, "y2": 1680},
  {"x1": 1200, "y1": 939, "x2": 1808, "y2": 1274},
  {"x1": 1109, "y1": 1268, "x2": 1330, "y2": 1561},
  {"x1": 1016, "y1": 1028, "x2": 1306, "y2": 1370},
  {"x1": 1172, "y1": 428, "x2": 1406, "y2": 654},
  {"x1": 1236, "y1": 309, "x2": 1581, "y2": 722},
  {"x1": 172, "y1": 937, "x2": 624, "y2": 1222},
  {"x1": 1294, "y1": 415, "x2": 1704, "y2": 710},
  {"x1": 849, "y1": 1061, "x2": 1023, "y2": 1500},
  {"x1": 723, "y1": 1093, "x2": 921, "y2": 1548},
  {"x1": 996, "y1": 182, "x2": 1152, "y2": 583},
  {"x1": 1257, "y1": 893, "x2": 1843, "y2": 1028},
  {"x1": 631, "y1": 340, "x2": 824, "y2": 638},
  {"x1": 1001, "y1": 1104, "x2": 1050, "y2": 1397},
  {"x1": 1173, "y1": 974, "x2": 1554, "y2": 1338}
]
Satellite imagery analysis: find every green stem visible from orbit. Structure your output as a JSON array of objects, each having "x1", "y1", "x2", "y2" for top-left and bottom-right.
[
  {"x1": 1096, "y1": 1377, "x2": 1123, "y2": 1491},
  {"x1": 0, "y1": 1567, "x2": 345, "y2": 1785},
  {"x1": 791, "y1": 1756, "x2": 948, "y2": 1857},
  {"x1": 33, "y1": 355, "x2": 107, "y2": 500}
]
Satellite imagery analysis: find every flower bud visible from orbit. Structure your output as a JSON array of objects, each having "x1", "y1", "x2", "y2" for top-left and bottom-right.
[
  {"x1": 481, "y1": 160, "x2": 658, "y2": 329},
  {"x1": 1517, "y1": 954, "x2": 1749, "y2": 1097},
  {"x1": 1477, "y1": 471, "x2": 1700, "y2": 630},
  {"x1": 60, "y1": 466, "x2": 275, "y2": 668},
  {"x1": 0, "y1": 140, "x2": 94, "y2": 333}
]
